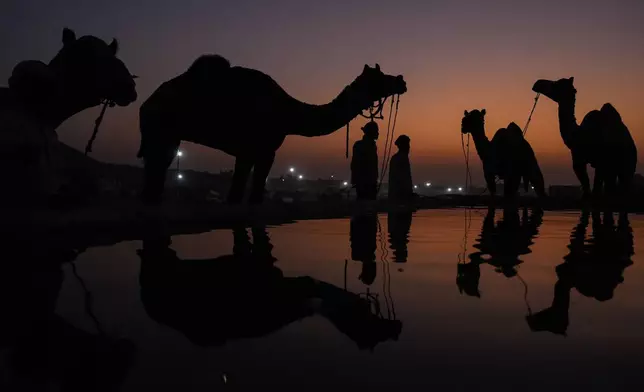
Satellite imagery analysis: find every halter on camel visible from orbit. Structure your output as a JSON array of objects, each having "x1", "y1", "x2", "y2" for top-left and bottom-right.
[{"x1": 84, "y1": 75, "x2": 139, "y2": 156}]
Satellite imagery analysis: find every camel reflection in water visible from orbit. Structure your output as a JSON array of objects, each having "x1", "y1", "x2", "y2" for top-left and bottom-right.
[
  {"x1": 138, "y1": 226, "x2": 402, "y2": 351},
  {"x1": 527, "y1": 209, "x2": 634, "y2": 336},
  {"x1": 0, "y1": 239, "x2": 135, "y2": 391},
  {"x1": 457, "y1": 206, "x2": 544, "y2": 298}
]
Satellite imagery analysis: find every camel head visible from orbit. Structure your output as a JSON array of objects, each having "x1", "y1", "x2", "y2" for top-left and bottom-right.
[
  {"x1": 461, "y1": 109, "x2": 486, "y2": 135},
  {"x1": 351, "y1": 64, "x2": 407, "y2": 110},
  {"x1": 532, "y1": 77, "x2": 576, "y2": 104},
  {"x1": 49, "y1": 28, "x2": 137, "y2": 107}
]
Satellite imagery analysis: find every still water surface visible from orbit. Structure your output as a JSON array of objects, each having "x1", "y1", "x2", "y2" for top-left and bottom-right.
[{"x1": 2, "y1": 208, "x2": 644, "y2": 390}]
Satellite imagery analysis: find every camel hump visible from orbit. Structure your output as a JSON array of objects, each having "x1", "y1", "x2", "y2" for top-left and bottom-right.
[
  {"x1": 187, "y1": 54, "x2": 231, "y2": 72},
  {"x1": 506, "y1": 122, "x2": 524, "y2": 138},
  {"x1": 184, "y1": 54, "x2": 231, "y2": 85},
  {"x1": 600, "y1": 103, "x2": 623, "y2": 124}
]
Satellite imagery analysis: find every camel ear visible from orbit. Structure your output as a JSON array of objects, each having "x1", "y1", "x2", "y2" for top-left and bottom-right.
[
  {"x1": 375, "y1": 63, "x2": 381, "y2": 71},
  {"x1": 481, "y1": 109, "x2": 486, "y2": 115},
  {"x1": 464, "y1": 110, "x2": 469, "y2": 116},
  {"x1": 62, "y1": 28, "x2": 76, "y2": 46},
  {"x1": 363, "y1": 64, "x2": 370, "y2": 73},
  {"x1": 109, "y1": 38, "x2": 119, "y2": 55},
  {"x1": 568, "y1": 77, "x2": 574, "y2": 83}
]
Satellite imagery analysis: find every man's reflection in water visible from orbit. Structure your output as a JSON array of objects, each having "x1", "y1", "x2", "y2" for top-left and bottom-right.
[
  {"x1": 350, "y1": 213, "x2": 378, "y2": 285},
  {"x1": 138, "y1": 226, "x2": 401, "y2": 351},
  {"x1": 457, "y1": 206, "x2": 544, "y2": 298},
  {"x1": 388, "y1": 209, "x2": 413, "y2": 264},
  {"x1": 527, "y1": 209, "x2": 634, "y2": 336},
  {"x1": 0, "y1": 238, "x2": 135, "y2": 391}
]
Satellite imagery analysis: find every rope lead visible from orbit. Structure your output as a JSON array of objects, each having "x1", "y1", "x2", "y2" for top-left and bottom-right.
[{"x1": 84, "y1": 100, "x2": 113, "y2": 156}]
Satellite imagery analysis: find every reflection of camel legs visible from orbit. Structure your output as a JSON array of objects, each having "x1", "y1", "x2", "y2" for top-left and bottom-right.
[
  {"x1": 142, "y1": 138, "x2": 180, "y2": 204},
  {"x1": 227, "y1": 157, "x2": 253, "y2": 204},
  {"x1": 249, "y1": 152, "x2": 275, "y2": 204}
]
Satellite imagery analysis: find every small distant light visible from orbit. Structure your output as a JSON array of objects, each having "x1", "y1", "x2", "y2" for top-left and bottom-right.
[
  {"x1": 458, "y1": 187, "x2": 463, "y2": 191},
  {"x1": 289, "y1": 167, "x2": 295, "y2": 173},
  {"x1": 177, "y1": 173, "x2": 183, "y2": 179},
  {"x1": 425, "y1": 182, "x2": 431, "y2": 187},
  {"x1": 177, "y1": 151, "x2": 183, "y2": 157},
  {"x1": 531, "y1": 186, "x2": 535, "y2": 190},
  {"x1": 343, "y1": 181, "x2": 348, "y2": 186},
  {"x1": 414, "y1": 185, "x2": 418, "y2": 189},
  {"x1": 331, "y1": 175, "x2": 334, "y2": 179},
  {"x1": 298, "y1": 174, "x2": 303, "y2": 180},
  {"x1": 447, "y1": 188, "x2": 452, "y2": 192}
]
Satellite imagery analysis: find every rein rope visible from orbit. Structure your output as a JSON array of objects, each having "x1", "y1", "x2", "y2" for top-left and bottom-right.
[
  {"x1": 523, "y1": 93, "x2": 540, "y2": 137},
  {"x1": 345, "y1": 95, "x2": 398, "y2": 159},
  {"x1": 84, "y1": 99, "x2": 115, "y2": 156},
  {"x1": 377, "y1": 95, "x2": 400, "y2": 194}
]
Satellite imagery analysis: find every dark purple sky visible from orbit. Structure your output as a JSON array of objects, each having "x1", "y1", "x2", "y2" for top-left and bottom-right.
[{"x1": 2, "y1": 0, "x2": 643, "y2": 186}]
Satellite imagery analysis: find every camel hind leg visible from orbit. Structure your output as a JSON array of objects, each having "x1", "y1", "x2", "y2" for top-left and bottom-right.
[
  {"x1": 527, "y1": 162, "x2": 546, "y2": 199},
  {"x1": 617, "y1": 165, "x2": 635, "y2": 215},
  {"x1": 227, "y1": 157, "x2": 253, "y2": 204},
  {"x1": 141, "y1": 138, "x2": 180, "y2": 205},
  {"x1": 249, "y1": 152, "x2": 276, "y2": 204}
]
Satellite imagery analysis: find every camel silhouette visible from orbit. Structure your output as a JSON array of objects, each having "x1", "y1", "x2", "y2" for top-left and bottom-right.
[
  {"x1": 138, "y1": 58, "x2": 407, "y2": 204},
  {"x1": 0, "y1": 238, "x2": 135, "y2": 390},
  {"x1": 1, "y1": 27, "x2": 137, "y2": 205},
  {"x1": 532, "y1": 77, "x2": 637, "y2": 203},
  {"x1": 461, "y1": 109, "x2": 546, "y2": 199}
]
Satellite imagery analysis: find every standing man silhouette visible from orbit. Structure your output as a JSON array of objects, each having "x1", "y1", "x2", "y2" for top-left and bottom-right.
[
  {"x1": 351, "y1": 121, "x2": 379, "y2": 200},
  {"x1": 388, "y1": 135, "x2": 414, "y2": 202}
]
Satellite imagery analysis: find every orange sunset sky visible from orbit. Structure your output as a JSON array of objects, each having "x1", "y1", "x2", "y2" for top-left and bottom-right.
[{"x1": 2, "y1": 0, "x2": 643, "y2": 186}]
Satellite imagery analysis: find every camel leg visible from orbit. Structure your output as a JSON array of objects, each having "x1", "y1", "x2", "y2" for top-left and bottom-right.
[
  {"x1": 592, "y1": 168, "x2": 604, "y2": 201},
  {"x1": 249, "y1": 152, "x2": 275, "y2": 204},
  {"x1": 603, "y1": 173, "x2": 618, "y2": 216},
  {"x1": 617, "y1": 168, "x2": 634, "y2": 217},
  {"x1": 528, "y1": 162, "x2": 546, "y2": 199},
  {"x1": 141, "y1": 139, "x2": 180, "y2": 205},
  {"x1": 572, "y1": 156, "x2": 591, "y2": 199},
  {"x1": 227, "y1": 157, "x2": 253, "y2": 204},
  {"x1": 503, "y1": 173, "x2": 520, "y2": 202},
  {"x1": 485, "y1": 171, "x2": 497, "y2": 197}
]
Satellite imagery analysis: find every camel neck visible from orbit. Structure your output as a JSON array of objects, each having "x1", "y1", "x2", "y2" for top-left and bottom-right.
[
  {"x1": 46, "y1": 58, "x2": 101, "y2": 129},
  {"x1": 467, "y1": 128, "x2": 491, "y2": 162},
  {"x1": 47, "y1": 94, "x2": 100, "y2": 129},
  {"x1": 287, "y1": 85, "x2": 369, "y2": 137},
  {"x1": 557, "y1": 98, "x2": 578, "y2": 150}
]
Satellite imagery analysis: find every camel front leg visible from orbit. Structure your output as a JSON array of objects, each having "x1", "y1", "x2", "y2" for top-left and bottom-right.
[
  {"x1": 592, "y1": 168, "x2": 604, "y2": 201},
  {"x1": 227, "y1": 157, "x2": 253, "y2": 204},
  {"x1": 572, "y1": 155, "x2": 591, "y2": 199},
  {"x1": 249, "y1": 152, "x2": 275, "y2": 204},
  {"x1": 484, "y1": 170, "x2": 497, "y2": 197}
]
